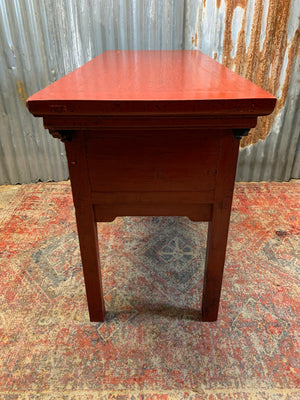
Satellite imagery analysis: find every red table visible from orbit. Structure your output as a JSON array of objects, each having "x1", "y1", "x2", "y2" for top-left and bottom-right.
[{"x1": 27, "y1": 50, "x2": 276, "y2": 322}]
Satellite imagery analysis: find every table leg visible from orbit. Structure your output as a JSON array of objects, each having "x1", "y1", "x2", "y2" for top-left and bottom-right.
[
  {"x1": 65, "y1": 132, "x2": 105, "y2": 322},
  {"x1": 201, "y1": 133, "x2": 240, "y2": 321},
  {"x1": 201, "y1": 204, "x2": 232, "y2": 321},
  {"x1": 75, "y1": 204, "x2": 105, "y2": 322}
]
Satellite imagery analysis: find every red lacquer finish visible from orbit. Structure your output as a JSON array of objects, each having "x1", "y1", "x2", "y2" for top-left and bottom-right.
[
  {"x1": 27, "y1": 51, "x2": 276, "y2": 323},
  {"x1": 27, "y1": 50, "x2": 276, "y2": 117}
]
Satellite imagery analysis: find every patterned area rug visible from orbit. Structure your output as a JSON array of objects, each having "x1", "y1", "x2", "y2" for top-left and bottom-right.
[{"x1": 0, "y1": 181, "x2": 299, "y2": 399}]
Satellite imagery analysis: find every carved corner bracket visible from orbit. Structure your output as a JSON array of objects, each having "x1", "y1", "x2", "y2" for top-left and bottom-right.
[
  {"x1": 49, "y1": 130, "x2": 75, "y2": 142},
  {"x1": 233, "y1": 129, "x2": 250, "y2": 140}
]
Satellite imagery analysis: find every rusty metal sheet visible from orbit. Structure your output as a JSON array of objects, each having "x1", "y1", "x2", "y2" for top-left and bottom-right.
[{"x1": 185, "y1": 0, "x2": 300, "y2": 181}]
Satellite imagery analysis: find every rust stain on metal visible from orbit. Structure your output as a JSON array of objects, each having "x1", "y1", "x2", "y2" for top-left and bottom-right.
[
  {"x1": 221, "y1": 0, "x2": 298, "y2": 147},
  {"x1": 16, "y1": 81, "x2": 28, "y2": 106},
  {"x1": 192, "y1": 32, "x2": 198, "y2": 47},
  {"x1": 230, "y1": 0, "x2": 247, "y2": 9},
  {"x1": 203, "y1": 0, "x2": 207, "y2": 8},
  {"x1": 216, "y1": 0, "x2": 222, "y2": 9}
]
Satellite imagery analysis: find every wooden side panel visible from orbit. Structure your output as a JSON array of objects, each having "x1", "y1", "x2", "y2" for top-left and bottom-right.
[
  {"x1": 92, "y1": 191, "x2": 213, "y2": 222},
  {"x1": 90, "y1": 191, "x2": 215, "y2": 205},
  {"x1": 86, "y1": 131, "x2": 219, "y2": 192},
  {"x1": 94, "y1": 203, "x2": 212, "y2": 222}
]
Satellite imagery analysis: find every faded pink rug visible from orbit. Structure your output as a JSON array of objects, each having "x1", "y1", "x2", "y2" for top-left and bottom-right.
[{"x1": 0, "y1": 181, "x2": 299, "y2": 399}]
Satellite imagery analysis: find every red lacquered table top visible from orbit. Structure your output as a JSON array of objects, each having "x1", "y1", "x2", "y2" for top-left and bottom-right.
[{"x1": 27, "y1": 50, "x2": 276, "y2": 116}]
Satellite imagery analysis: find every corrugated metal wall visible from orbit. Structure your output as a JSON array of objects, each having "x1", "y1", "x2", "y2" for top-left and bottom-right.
[{"x1": 0, "y1": 0, "x2": 299, "y2": 184}]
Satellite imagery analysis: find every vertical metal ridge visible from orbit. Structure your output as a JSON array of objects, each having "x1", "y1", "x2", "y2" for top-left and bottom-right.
[{"x1": 0, "y1": 0, "x2": 299, "y2": 184}]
